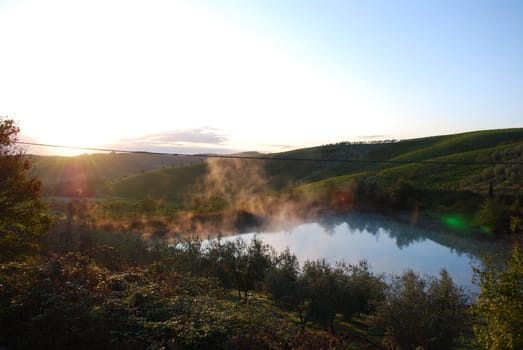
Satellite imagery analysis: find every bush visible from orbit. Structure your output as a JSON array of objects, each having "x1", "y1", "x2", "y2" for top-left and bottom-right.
[
  {"x1": 0, "y1": 254, "x2": 110, "y2": 349},
  {"x1": 299, "y1": 259, "x2": 385, "y2": 332},
  {"x1": 339, "y1": 260, "x2": 386, "y2": 320},
  {"x1": 374, "y1": 269, "x2": 468, "y2": 350},
  {"x1": 204, "y1": 237, "x2": 273, "y2": 297},
  {"x1": 264, "y1": 248, "x2": 301, "y2": 308},
  {"x1": 0, "y1": 253, "x2": 351, "y2": 349},
  {"x1": 473, "y1": 198, "x2": 510, "y2": 234},
  {"x1": 300, "y1": 259, "x2": 346, "y2": 332},
  {"x1": 472, "y1": 245, "x2": 523, "y2": 349}
]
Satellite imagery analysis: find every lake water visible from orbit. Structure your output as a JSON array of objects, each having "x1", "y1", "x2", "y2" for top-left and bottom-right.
[{"x1": 222, "y1": 213, "x2": 504, "y2": 295}]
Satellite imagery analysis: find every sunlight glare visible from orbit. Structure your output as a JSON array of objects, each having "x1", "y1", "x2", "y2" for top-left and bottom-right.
[{"x1": 0, "y1": 0, "x2": 398, "y2": 153}]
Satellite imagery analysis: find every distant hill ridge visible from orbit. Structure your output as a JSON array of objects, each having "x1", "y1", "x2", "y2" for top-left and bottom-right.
[{"x1": 28, "y1": 128, "x2": 523, "y2": 198}]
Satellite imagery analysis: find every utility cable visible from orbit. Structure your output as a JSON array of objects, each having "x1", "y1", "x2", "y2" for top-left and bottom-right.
[{"x1": 16, "y1": 141, "x2": 523, "y2": 166}]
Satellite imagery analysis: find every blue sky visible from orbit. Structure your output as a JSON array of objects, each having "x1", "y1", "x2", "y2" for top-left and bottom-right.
[{"x1": 0, "y1": 0, "x2": 521, "y2": 155}]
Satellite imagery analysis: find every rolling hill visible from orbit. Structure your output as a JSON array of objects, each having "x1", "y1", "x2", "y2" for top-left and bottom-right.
[
  {"x1": 29, "y1": 129, "x2": 523, "y2": 201},
  {"x1": 28, "y1": 152, "x2": 204, "y2": 197}
]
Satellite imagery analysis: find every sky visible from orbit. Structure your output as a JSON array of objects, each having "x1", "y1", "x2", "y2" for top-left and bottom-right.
[{"x1": 0, "y1": 0, "x2": 522, "y2": 156}]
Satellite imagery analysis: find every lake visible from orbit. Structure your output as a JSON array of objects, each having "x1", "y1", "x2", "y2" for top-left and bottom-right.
[{"x1": 222, "y1": 212, "x2": 507, "y2": 295}]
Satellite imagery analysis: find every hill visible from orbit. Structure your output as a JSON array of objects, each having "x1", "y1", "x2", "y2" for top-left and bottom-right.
[
  {"x1": 266, "y1": 128, "x2": 523, "y2": 191},
  {"x1": 28, "y1": 152, "x2": 204, "y2": 197},
  {"x1": 30, "y1": 129, "x2": 523, "y2": 201}
]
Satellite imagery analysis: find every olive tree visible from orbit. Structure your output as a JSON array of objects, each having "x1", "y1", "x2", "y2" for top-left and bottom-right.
[
  {"x1": 264, "y1": 248, "x2": 304, "y2": 318},
  {"x1": 205, "y1": 237, "x2": 272, "y2": 297},
  {"x1": 374, "y1": 269, "x2": 468, "y2": 350},
  {"x1": 300, "y1": 259, "x2": 346, "y2": 332}
]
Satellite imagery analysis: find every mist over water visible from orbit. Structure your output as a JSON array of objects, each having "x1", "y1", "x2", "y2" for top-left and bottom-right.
[{"x1": 168, "y1": 158, "x2": 499, "y2": 295}]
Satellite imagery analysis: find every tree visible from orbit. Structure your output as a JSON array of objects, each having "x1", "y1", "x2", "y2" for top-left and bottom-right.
[
  {"x1": 340, "y1": 260, "x2": 385, "y2": 321},
  {"x1": 264, "y1": 248, "x2": 303, "y2": 313},
  {"x1": 204, "y1": 237, "x2": 273, "y2": 298},
  {"x1": 226, "y1": 237, "x2": 272, "y2": 298},
  {"x1": 472, "y1": 245, "x2": 523, "y2": 349},
  {"x1": 300, "y1": 259, "x2": 346, "y2": 332},
  {"x1": 390, "y1": 179, "x2": 418, "y2": 210},
  {"x1": 0, "y1": 118, "x2": 49, "y2": 261},
  {"x1": 245, "y1": 236, "x2": 273, "y2": 293},
  {"x1": 473, "y1": 198, "x2": 510, "y2": 234},
  {"x1": 140, "y1": 195, "x2": 157, "y2": 213},
  {"x1": 374, "y1": 269, "x2": 467, "y2": 349}
]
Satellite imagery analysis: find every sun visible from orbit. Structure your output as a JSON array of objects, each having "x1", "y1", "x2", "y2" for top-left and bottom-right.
[{"x1": 29, "y1": 126, "x2": 114, "y2": 156}]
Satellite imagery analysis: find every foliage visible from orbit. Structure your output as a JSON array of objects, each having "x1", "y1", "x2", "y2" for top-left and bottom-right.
[
  {"x1": 509, "y1": 199, "x2": 523, "y2": 234},
  {"x1": 157, "y1": 236, "x2": 389, "y2": 334},
  {"x1": 472, "y1": 245, "x2": 523, "y2": 350},
  {"x1": 374, "y1": 269, "x2": 468, "y2": 350},
  {"x1": 0, "y1": 253, "x2": 352, "y2": 349},
  {"x1": 203, "y1": 237, "x2": 273, "y2": 297},
  {"x1": 140, "y1": 195, "x2": 158, "y2": 213},
  {"x1": 389, "y1": 179, "x2": 419, "y2": 210},
  {"x1": 264, "y1": 248, "x2": 302, "y2": 308},
  {"x1": 170, "y1": 237, "x2": 205, "y2": 274},
  {"x1": 43, "y1": 225, "x2": 154, "y2": 271},
  {"x1": 0, "y1": 253, "x2": 109, "y2": 349},
  {"x1": 473, "y1": 198, "x2": 511, "y2": 234},
  {"x1": 0, "y1": 118, "x2": 50, "y2": 261},
  {"x1": 300, "y1": 259, "x2": 386, "y2": 332},
  {"x1": 167, "y1": 236, "x2": 275, "y2": 298},
  {"x1": 300, "y1": 259, "x2": 346, "y2": 331},
  {"x1": 340, "y1": 260, "x2": 386, "y2": 320}
]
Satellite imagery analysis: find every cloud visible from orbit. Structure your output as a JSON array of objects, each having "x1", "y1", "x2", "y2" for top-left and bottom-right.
[
  {"x1": 261, "y1": 143, "x2": 295, "y2": 149},
  {"x1": 124, "y1": 128, "x2": 229, "y2": 146},
  {"x1": 358, "y1": 134, "x2": 390, "y2": 140},
  {"x1": 109, "y1": 128, "x2": 239, "y2": 155},
  {"x1": 149, "y1": 128, "x2": 229, "y2": 145}
]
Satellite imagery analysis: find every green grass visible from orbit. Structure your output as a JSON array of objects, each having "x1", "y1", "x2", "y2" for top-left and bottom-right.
[
  {"x1": 29, "y1": 152, "x2": 203, "y2": 194},
  {"x1": 285, "y1": 130, "x2": 523, "y2": 196},
  {"x1": 107, "y1": 163, "x2": 207, "y2": 199},
  {"x1": 226, "y1": 290, "x2": 385, "y2": 349},
  {"x1": 389, "y1": 129, "x2": 523, "y2": 162},
  {"x1": 262, "y1": 129, "x2": 523, "y2": 190}
]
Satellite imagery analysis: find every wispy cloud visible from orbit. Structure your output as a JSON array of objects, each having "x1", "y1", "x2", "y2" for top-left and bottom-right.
[
  {"x1": 261, "y1": 143, "x2": 294, "y2": 149},
  {"x1": 358, "y1": 134, "x2": 390, "y2": 140},
  {"x1": 110, "y1": 128, "x2": 239, "y2": 154},
  {"x1": 132, "y1": 128, "x2": 229, "y2": 145}
]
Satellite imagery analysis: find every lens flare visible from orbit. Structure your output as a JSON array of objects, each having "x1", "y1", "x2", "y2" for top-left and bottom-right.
[{"x1": 441, "y1": 215, "x2": 469, "y2": 231}]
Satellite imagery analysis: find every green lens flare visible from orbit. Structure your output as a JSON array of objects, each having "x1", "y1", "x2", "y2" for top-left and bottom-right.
[
  {"x1": 441, "y1": 215, "x2": 468, "y2": 230},
  {"x1": 441, "y1": 215, "x2": 493, "y2": 236}
]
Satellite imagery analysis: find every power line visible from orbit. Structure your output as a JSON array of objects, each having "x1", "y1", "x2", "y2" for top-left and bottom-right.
[{"x1": 16, "y1": 141, "x2": 523, "y2": 166}]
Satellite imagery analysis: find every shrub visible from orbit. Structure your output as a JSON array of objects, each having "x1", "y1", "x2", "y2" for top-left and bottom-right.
[
  {"x1": 473, "y1": 198, "x2": 510, "y2": 234},
  {"x1": 374, "y1": 269, "x2": 468, "y2": 349},
  {"x1": 472, "y1": 245, "x2": 523, "y2": 349}
]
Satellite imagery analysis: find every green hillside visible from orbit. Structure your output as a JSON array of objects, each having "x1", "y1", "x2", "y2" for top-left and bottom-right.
[
  {"x1": 108, "y1": 163, "x2": 207, "y2": 200},
  {"x1": 31, "y1": 129, "x2": 523, "y2": 201},
  {"x1": 265, "y1": 129, "x2": 523, "y2": 194},
  {"x1": 29, "y1": 152, "x2": 203, "y2": 196}
]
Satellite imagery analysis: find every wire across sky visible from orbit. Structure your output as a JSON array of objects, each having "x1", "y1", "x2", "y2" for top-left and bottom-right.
[{"x1": 17, "y1": 141, "x2": 523, "y2": 167}]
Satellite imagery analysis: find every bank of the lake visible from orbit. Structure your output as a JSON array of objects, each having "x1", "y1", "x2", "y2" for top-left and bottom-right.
[{"x1": 219, "y1": 212, "x2": 515, "y2": 295}]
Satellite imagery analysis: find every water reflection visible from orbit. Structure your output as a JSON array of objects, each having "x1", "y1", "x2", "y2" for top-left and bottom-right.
[
  {"x1": 314, "y1": 212, "x2": 505, "y2": 256},
  {"x1": 225, "y1": 213, "x2": 511, "y2": 294}
]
